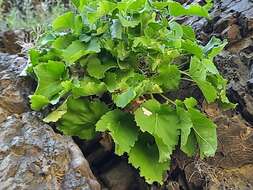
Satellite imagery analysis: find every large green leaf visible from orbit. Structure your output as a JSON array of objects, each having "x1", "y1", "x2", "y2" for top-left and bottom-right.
[
  {"x1": 128, "y1": 134, "x2": 169, "y2": 184},
  {"x1": 63, "y1": 40, "x2": 100, "y2": 64},
  {"x1": 189, "y1": 108, "x2": 217, "y2": 158},
  {"x1": 58, "y1": 97, "x2": 109, "y2": 140},
  {"x1": 96, "y1": 109, "x2": 139, "y2": 155},
  {"x1": 52, "y1": 12, "x2": 75, "y2": 31},
  {"x1": 31, "y1": 61, "x2": 67, "y2": 110},
  {"x1": 134, "y1": 100, "x2": 180, "y2": 157}
]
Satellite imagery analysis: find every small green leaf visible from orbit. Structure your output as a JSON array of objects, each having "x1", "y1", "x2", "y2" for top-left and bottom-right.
[
  {"x1": 72, "y1": 77, "x2": 107, "y2": 97},
  {"x1": 180, "y1": 129, "x2": 198, "y2": 157},
  {"x1": 166, "y1": 1, "x2": 209, "y2": 18},
  {"x1": 113, "y1": 88, "x2": 137, "y2": 108},
  {"x1": 182, "y1": 25, "x2": 196, "y2": 41},
  {"x1": 189, "y1": 56, "x2": 206, "y2": 81},
  {"x1": 30, "y1": 95, "x2": 50, "y2": 111},
  {"x1": 154, "y1": 65, "x2": 181, "y2": 91},
  {"x1": 177, "y1": 107, "x2": 193, "y2": 147},
  {"x1": 204, "y1": 37, "x2": 227, "y2": 59},
  {"x1": 87, "y1": 57, "x2": 116, "y2": 79},
  {"x1": 63, "y1": 40, "x2": 88, "y2": 64},
  {"x1": 196, "y1": 79, "x2": 217, "y2": 103},
  {"x1": 184, "y1": 97, "x2": 198, "y2": 109},
  {"x1": 203, "y1": 59, "x2": 219, "y2": 74},
  {"x1": 96, "y1": 109, "x2": 139, "y2": 155},
  {"x1": 88, "y1": 38, "x2": 101, "y2": 53},
  {"x1": 118, "y1": 14, "x2": 140, "y2": 28},
  {"x1": 43, "y1": 101, "x2": 67, "y2": 123},
  {"x1": 182, "y1": 40, "x2": 203, "y2": 58},
  {"x1": 52, "y1": 35, "x2": 76, "y2": 50}
]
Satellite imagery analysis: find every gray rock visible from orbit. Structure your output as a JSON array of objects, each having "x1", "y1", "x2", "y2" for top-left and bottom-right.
[
  {"x1": 0, "y1": 113, "x2": 100, "y2": 190},
  {"x1": 0, "y1": 53, "x2": 31, "y2": 122},
  {"x1": 0, "y1": 53, "x2": 100, "y2": 190}
]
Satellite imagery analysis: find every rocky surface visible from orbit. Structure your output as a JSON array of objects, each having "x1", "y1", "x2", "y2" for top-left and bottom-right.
[
  {"x1": 0, "y1": 31, "x2": 23, "y2": 54},
  {"x1": 0, "y1": 53, "x2": 31, "y2": 122},
  {"x1": 171, "y1": 0, "x2": 253, "y2": 189},
  {"x1": 0, "y1": 53, "x2": 100, "y2": 190}
]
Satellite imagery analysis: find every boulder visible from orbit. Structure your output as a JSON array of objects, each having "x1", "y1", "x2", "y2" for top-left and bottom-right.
[{"x1": 0, "y1": 53, "x2": 100, "y2": 190}]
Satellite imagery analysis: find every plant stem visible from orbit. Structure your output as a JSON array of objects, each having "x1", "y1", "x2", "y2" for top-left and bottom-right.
[
  {"x1": 182, "y1": 77, "x2": 193, "y2": 82},
  {"x1": 159, "y1": 94, "x2": 176, "y2": 106},
  {"x1": 180, "y1": 70, "x2": 191, "y2": 77}
]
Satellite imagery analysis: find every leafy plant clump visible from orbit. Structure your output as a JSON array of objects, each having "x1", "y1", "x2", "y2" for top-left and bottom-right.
[{"x1": 27, "y1": 0, "x2": 235, "y2": 184}]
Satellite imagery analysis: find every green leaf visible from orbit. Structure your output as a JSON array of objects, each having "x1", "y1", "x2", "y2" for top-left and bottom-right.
[
  {"x1": 104, "y1": 70, "x2": 134, "y2": 92},
  {"x1": 154, "y1": 65, "x2": 181, "y2": 91},
  {"x1": 189, "y1": 56, "x2": 206, "y2": 81},
  {"x1": 196, "y1": 79, "x2": 217, "y2": 103},
  {"x1": 189, "y1": 108, "x2": 217, "y2": 158},
  {"x1": 33, "y1": 61, "x2": 67, "y2": 99},
  {"x1": 203, "y1": 59, "x2": 219, "y2": 74},
  {"x1": 63, "y1": 39, "x2": 101, "y2": 64},
  {"x1": 184, "y1": 97, "x2": 198, "y2": 109},
  {"x1": 118, "y1": 14, "x2": 140, "y2": 28},
  {"x1": 72, "y1": 77, "x2": 106, "y2": 97},
  {"x1": 128, "y1": 134, "x2": 169, "y2": 184},
  {"x1": 182, "y1": 25, "x2": 196, "y2": 41},
  {"x1": 169, "y1": 21, "x2": 183, "y2": 39},
  {"x1": 87, "y1": 57, "x2": 116, "y2": 79},
  {"x1": 52, "y1": 35, "x2": 76, "y2": 50},
  {"x1": 182, "y1": 40, "x2": 203, "y2": 58},
  {"x1": 166, "y1": 1, "x2": 209, "y2": 18},
  {"x1": 204, "y1": 37, "x2": 227, "y2": 59},
  {"x1": 134, "y1": 100, "x2": 180, "y2": 157},
  {"x1": 58, "y1": 97, "x2": 109, "y2": 140},
  {"x1": 29, "y1": 95, "x2": 50, "y2": 111},
  {"x1": 176, "y1": 107, "x2": 193, "y2": 147},
  {"x1": 96, "y1": 109, "x2": 139, "y2": 155},
  {"x1": 180, "y1": 129, "x2": 198, "y2": 157},
  {"x1": 43, "y1": 101, "x2": 68, "y2": 123},
  {"x1": 113, "y1": 88, "x2": 137, "y2": 108},
  {"x1": 63, "y1": 40, "x2": 88, "y2": 64},
  {"x1": 29, "y1": 49, "x2": 40, "y2": 67},
  {"x1": 39, "y1": 33, "x2": 56, "y2": 46},
  {"x1": 52, "y1": 12, "x2": 75, "y2": 31},
  {"x1": 88, "y1": 38, "x2": 101, "y2": 53}
]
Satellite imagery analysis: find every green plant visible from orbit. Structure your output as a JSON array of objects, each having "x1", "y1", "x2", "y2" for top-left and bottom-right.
[{"x1": 28, "y1": 0, "x2": 235, "y2": 184}]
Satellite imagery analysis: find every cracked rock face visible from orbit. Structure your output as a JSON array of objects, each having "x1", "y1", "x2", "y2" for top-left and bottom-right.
[
  {"x1": 174, "y1": 0, "x2": 253, "y2": 189},
  {"x1": 0, "y1": 53, "x2": 100, "y2": 190}
]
